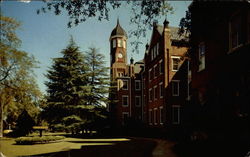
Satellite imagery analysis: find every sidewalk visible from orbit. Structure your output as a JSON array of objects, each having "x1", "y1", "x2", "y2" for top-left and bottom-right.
[{"x1": 151, "y1": 139, "x2": 177, "y2": 157}]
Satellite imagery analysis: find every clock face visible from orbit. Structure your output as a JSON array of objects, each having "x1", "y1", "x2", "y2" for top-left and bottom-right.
[{"x1": 118, "y1": 53, "x2": 123, "y2": 58}]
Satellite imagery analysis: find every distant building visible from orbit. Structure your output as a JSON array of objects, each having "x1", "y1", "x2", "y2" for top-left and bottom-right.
[{"x1": 189, "y1": 1, "x2": 250, "y2": 138}]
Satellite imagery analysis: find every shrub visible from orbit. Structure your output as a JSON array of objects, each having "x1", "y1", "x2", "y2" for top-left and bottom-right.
[{"x1": 15, "y1": 136, "x2": 65, "y2": 145}]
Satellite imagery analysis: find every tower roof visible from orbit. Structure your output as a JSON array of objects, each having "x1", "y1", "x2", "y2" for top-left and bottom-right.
[{"x1": 110, "y1": 19, "x2": 127, "y2": 38}]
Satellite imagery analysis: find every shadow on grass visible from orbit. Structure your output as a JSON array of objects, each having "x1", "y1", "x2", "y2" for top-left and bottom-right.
[
  {"x1": 19, "y1": 138, "x2": 157, "y2": 157},
  {"x1": 173, "y1": 139, "x2": 250, "y2": 157}
]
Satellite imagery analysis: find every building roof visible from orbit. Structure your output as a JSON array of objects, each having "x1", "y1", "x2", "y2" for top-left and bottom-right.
[
  {"x1": 156, "y1": 25, "x2": 189, "y2": 41},
  {"x1": 110, "y1": 19, "x2": 127, "y2": 38}
]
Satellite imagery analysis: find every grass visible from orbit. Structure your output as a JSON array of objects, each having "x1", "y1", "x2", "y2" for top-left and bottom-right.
[{"x1": 0, "y1": 133, "x2": 157, "y2": 157}]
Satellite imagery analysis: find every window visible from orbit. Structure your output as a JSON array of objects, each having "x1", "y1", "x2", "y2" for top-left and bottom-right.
[
  {"x1": 149, "y1": 109, "x2": 153, "y2": 125},
  {"x1": 159, "y1": 82, "x2": 163, "y2": 98},
  {"x1": 154, "y1": 65, "x2": 157, "y2": 78},
  {"x1": 151, "y1": 68, "x2": 154, "y2": 80},
  {"x1": 149, "y1": 88, "x2": 153, "y2": 102},
  {"x1": 159, "y1": 60, "x2": 163, "y2": 74},
  {"x1": 171, "y1": 56, "x2": 180, "y2": 71},
  {"x1": 172, "y1": 106, "x2": 180, "y2": 124},
  {"x1": 118, "y1": 39, "x2": 122, "y2": 47},
  {"x1": 154, "y1": 108, "x2": 158, "y2": 125},
  {"x1": 135, "y1": 80, "x2": 141, "y2": 90},
  {"x1": 122, "y1": 80, "x2": 128, "y2": 90},
  {"x1": 112, "y1": 39, "x2": 116, "y2": 48},
  {"x1": 122, "y1": 112, "x2": 129, "y2": 125},
  {"x1": 160, "y1": 106, "x2": 163, "y2": 125},
  {"x1": 122, "y1": 95, "x2": 129, "y2": 107},
  {"x1": 154, "y1": 85, "x2": 158, "y2": 100},
  {"x1": 149, "y1": 69, "x2": 152, "y2": 81},
  {"x1": 230, "y1": 14, "x2": 243, "y2": 49},
  {"x1": 123, "y1": 40, "x2": 126, "y2": 48},
  {"x1": 198, "y1": 43, "x2": 205, "y2": 71},
  {"x1": 172, "y1": 80, "x2": 179, "y2": 96},
  {"x1": 135, "y1": 96, "x2": 141, "y2": 107}
]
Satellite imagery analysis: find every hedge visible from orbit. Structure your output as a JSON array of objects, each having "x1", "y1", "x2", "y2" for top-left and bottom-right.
[{"x1": 15, "y1": 136, "x2": 65, "y2": 145}]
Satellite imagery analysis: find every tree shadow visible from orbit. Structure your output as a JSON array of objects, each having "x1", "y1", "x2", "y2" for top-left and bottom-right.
[{"x1": 19, "y1": 138, "x2": 157, "y2": 157}]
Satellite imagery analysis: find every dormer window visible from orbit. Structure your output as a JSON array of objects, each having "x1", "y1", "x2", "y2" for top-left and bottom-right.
[{"x1": 112, "y1": 39, "x2": 116, "y2": 48}]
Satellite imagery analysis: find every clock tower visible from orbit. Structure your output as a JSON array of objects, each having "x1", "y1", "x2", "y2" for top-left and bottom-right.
[{"x1": 110, "y1": 19, "x2": 128, "y2": 79}]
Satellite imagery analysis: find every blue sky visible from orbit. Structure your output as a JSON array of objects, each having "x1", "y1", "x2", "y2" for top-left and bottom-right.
[{"x1": 1, "y1": 1, "x2": 191, "y2": 94}]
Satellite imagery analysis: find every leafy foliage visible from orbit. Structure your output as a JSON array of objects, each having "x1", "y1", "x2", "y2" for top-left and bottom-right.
[
  {"x1": 37, "y1": 0, "x2": 173, "y2": 53},
  {"x1": 0, "y1": 14, "x2": 41, "y2": 137}
]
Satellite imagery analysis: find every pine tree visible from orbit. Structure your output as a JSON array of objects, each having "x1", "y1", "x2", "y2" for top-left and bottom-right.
[
  {"x1": 44, "y1": 38, "x2": 90, "y2": 133},
  {"x1": 84, "y1": 47, "x2": 110, "y2": 130}
]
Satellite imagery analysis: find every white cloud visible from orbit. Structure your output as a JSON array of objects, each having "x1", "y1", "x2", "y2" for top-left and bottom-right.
[{"x1": 20, "y1": 0, "x2": 31, "y2": 3}]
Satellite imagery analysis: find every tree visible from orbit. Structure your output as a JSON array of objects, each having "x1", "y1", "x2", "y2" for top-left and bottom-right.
[
  {"x1": 14, "y1": 109, "x2": 36, "y2": 137},
  {"x1": 0, "y1": 14, "x2": 41, "y2": 137},
  {"x1": 37, "y1": 0, "x2": 173, "y2": 53},
  {"x1": 84, "y1": 47, "x2": 110, "y2": 131},
  {"x1": 85, "y1": 47, "x2": 110, "y2": 107},
  {"x1": 44, "y1": 38, "x2": 90, "y2": 133}
]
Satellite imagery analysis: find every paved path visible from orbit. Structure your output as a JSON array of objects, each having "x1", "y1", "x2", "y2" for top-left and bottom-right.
[{"x1": 151, "y1": 139, "x2": 177, "y2": 157}]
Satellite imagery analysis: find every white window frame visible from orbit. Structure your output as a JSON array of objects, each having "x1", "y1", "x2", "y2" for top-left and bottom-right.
[
  {"x1": 159, "y1": 106, "x2": 163, "y2": 125},
  {"x1": 154, "y1": 65, "x2": 157, "y2": 79},
  {"x1": 149, "y1": 109, "x2": 153, "y2": 125},
  {"x1": 171, "y1": 56, "x2": 181, "y2": 72},
  {"x1": 154, "y1": 85, "x2": 157, "y2": 100},
  {"x1": 135, "y1": 96, "x2": 141, "y2": 107},
  {"x1": 122, "y1": 95, "x2": 129, "y2": 107},
  {"x1": 172, "y1": 80, "x2": 180, "y2": 96},
  {"x1": 154, "y1": 108, "x2": 158, "y2": 125},
  {"x1": 135, "y1": 80, "x2": 141, "y2": 91},
  {"x1": 172, "y1": 105, "x2": 180, "y2": 124},
  {"x1": 122, "y1": 80, "x2": 128, "y2": 90},
  {"x1": 159, "y1": 82, "x2": 163, "y2": 98},
  {"x1": 112, "y1": 39, "x2": 116, "y2": 48}
]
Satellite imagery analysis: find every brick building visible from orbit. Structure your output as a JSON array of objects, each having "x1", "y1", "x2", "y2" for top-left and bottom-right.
[
  {"x1": 109, "y1": 20, "x2": 144, "y2": 127},
  {"x1": 109, "y1": 19, "x2": 189, "y2": 130},
  {"x1": 142, "y1": 20, "x2": 189, "y2": 129},
  {"x1": 189, "y1": 1, "x2": 250, "y2": 139}
]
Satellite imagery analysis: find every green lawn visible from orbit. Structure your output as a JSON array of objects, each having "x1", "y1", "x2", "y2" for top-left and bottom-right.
[{"x1": 0, "y1": 135, "x2": 157, "y2": 157}]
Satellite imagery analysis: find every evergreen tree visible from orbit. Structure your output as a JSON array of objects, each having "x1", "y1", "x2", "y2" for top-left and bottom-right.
[
  {"x1": 44, "y1": 38, "x2": 90, "y2": 133},
  {"x1": 85, "y1": 47, "x2": 110, "y2": 107},
  {"x1": 84, "y1": 47, "x2": 110, "y2": 130}
]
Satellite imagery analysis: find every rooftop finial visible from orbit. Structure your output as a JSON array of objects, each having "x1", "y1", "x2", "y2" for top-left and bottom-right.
[{"x1": 117, "y1": 17, "x2": 120, "y2": 26}]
